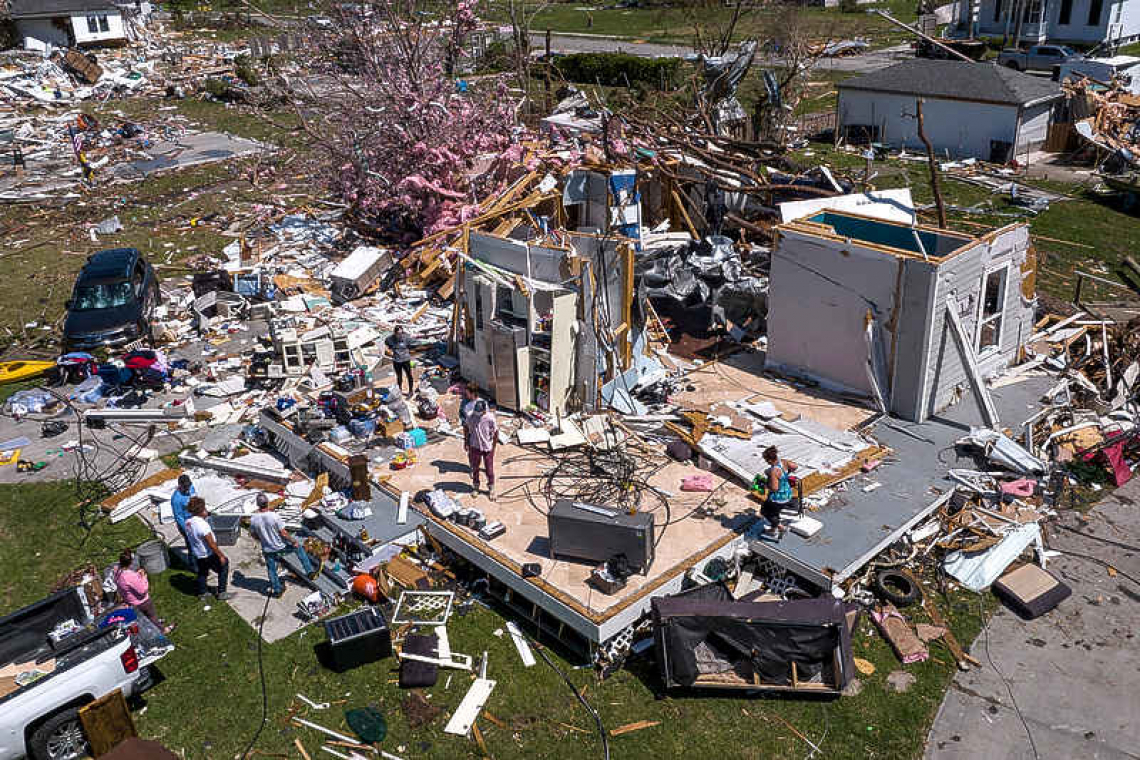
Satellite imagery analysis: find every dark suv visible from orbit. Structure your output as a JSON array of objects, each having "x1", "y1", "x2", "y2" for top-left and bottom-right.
[{"x1": 63, "y1": 248, "x2": 159, "y2": 351}]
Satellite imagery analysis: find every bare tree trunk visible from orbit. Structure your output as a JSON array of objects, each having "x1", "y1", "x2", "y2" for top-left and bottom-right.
[{"x1": 916, "y1": 99, "x2": 946, "y2": 229}]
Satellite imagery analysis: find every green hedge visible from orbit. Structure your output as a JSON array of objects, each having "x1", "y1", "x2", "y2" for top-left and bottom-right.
[{"x1": 554, "y1": 52, "x2": 682, "y2": 90}]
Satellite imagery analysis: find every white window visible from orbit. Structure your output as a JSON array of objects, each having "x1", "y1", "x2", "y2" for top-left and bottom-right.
[
  {"x1": 87, "y1": 15, "x2": 99, "y2": 33},
  {"x1": 98, "y1": 14, "x2": 109, "y2": 32},
  {"x1": 976, "y1": 266, "x2": 1009, "y2": 354}
]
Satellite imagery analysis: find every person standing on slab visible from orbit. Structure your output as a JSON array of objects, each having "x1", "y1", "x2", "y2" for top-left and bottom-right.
[
  {"x1": 170, "y1": 474, "x2": 197, "y2": 572},
  {"x1": 385, "y1": 324, "x2": 415, "y2": 396},
  {"x1": 465, "y1": 399, "x2": 499, "y2": 501},
  {"x1": 249, "y1": 493, "x2": 318, "y2": 598},
  {"x1": 185, "y1": 497, "x2": 232, "y2": 600}
]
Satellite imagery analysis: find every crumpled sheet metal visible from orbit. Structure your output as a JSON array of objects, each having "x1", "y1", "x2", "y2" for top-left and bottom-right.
[
  {"x1": 961, "y1": 427, "x2": 1047, "y2": 475},
  {"x1": 943, "y1": 522, "x2": 1043, "y2": 592}
]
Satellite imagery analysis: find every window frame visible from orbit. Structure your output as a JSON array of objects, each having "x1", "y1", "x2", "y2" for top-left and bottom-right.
[
  {"x1": 975, "y1": 263, "x2": 1011, "y2": 356},
  {"x1": 1058, "y1": 0, "x2": 1073, "y2": 25},
  {"x1": 1088, "y1": 0, "x2": 1104, "y2": 26},
  {"x1": 86, "y1": 14, "x2": 99, "y2": 33},
  {"x1": 98, "y1": 14, "x2": 109, "y2": 32}
]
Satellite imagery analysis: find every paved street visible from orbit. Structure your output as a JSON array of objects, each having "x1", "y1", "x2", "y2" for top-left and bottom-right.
[
  {"x1": 925, "y1": 479, "x2": 1140, "y2": 760},
  {"x1": 533, "y1": 32, "x2": 913, "y2": 74}
]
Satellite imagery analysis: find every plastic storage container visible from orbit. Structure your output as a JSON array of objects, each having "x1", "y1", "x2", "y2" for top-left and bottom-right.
[
  {"x1": 323, "y1": 607, "x2": 391, "y2": 670},
  {"x1": 207, "y1": 514, "x2": 242, "y2": 546}
]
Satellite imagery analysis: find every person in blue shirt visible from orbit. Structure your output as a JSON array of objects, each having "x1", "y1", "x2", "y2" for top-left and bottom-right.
[
  {"x1": 170, "y1": 474, "x2": 197, "y2": 571},
  {"x1": 761, "y1": 446, "x2": 796, "y2": 539}
]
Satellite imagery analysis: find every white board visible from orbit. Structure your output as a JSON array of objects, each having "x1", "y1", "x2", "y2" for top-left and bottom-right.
[
  {"x1": 779, "y1": 188, "x2": 915, "y2": 224},
  {"x1": 444, "y1": 678, "x2": 496, "y2": 736}
]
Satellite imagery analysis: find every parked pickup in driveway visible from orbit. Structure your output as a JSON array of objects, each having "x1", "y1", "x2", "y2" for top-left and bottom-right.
[
  {"x1": 0, "y1": 586, "x2": 170, "y2": 760},
  {"x1": 998, "y1": 44, "x2": 1083, "y2": 72}
]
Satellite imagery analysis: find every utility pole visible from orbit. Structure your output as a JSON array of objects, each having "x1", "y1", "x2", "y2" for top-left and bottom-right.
[{"x1": 915, "y1": 99, "x2": 947, "y2": 229}]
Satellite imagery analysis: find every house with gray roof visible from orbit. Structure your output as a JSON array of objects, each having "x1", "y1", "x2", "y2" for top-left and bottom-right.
[
  {"x1": 8, "y1": 0, "x2": 126, "y2": 49},
  {"x1": 836, "y1": 59, "x2": 1064, "y2": 163}
]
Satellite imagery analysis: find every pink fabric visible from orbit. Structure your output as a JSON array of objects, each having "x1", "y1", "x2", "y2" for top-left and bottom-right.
[
  {"x1": 115, "y1": 567, "x2": 150, "y2": 606},
  {"x1": 999, "y1": 478, "x2": 1036, "y2": 497},
  {"x1": 681, "y1": 474, "x2": 714, "y2": 492}
]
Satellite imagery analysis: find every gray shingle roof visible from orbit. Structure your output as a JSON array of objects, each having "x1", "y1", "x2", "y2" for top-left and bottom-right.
[
  {"x1": 837, "y1": 59, "x2": 1062, "y2": 106},
  {"x1": 9, "y1": 0, "x2": 117, "y2": 18}
]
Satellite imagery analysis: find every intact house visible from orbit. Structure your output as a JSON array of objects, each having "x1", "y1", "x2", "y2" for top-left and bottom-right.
[
  {"x1": 9, "y1": 0, "x2": 127, "y2": 50},
  {"x1": 955, "y1": 0, "x2": 1140, "y2": 46},
  {"x1": 836, "y1": 60, "x2": 1063, "y2": 163},
  {"x1": 765, "y1": 210, "x2": 1037, "y2": 424}
]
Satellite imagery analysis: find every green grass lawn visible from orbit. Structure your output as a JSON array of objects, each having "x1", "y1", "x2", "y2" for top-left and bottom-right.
[
  {"x1": 490, "y1": 0, "x2": 918, "y2": 49},
  {"x1": 1, "y1": 480, "x2": 994, "y2": 760},
  {"x1": 0, "y1": 97, "x2": 309, "y2": 357},
  {"x1": 795, "y1": 143, "x2": 1140, "y2": 301}
]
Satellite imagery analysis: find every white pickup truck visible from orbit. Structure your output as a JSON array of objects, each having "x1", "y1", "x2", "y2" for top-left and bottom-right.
[{"x1": 0, "y1": 586, "x2": 170, "y2": 760}]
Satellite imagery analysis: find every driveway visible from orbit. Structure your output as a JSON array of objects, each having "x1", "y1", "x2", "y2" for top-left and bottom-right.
[{"x1": 924, "y1": 479, "x2": 1140, "y2": 759}]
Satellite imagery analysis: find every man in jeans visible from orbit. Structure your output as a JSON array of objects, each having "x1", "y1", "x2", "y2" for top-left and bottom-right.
[
  {"x1": 185, "y1": 497, "x2": 232, "y2": 600},
  {"x1": 385, "y1": 324, "x2": 414, "y2": 396},
  {"x1": 249, "y1": 493, "x2": 317, "y2": 598},
  {"x1": 465, "y1": 399, "x2": 499, "y2": 500}
]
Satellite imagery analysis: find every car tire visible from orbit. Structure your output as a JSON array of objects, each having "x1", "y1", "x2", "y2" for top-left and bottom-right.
[
  {"x1": 872, "y1": 569, "x2": 921, "y2": 607},
  {"x1": 1005, "y1": 61, "x2": 1021, "y2": 71},
  {"x1": 27, "y1": 707, "x2": 90, "y2": 760}
]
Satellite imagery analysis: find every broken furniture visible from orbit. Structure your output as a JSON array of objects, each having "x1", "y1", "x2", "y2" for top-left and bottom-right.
[
  {"x1": 330, "y1": 246, "x2": 393, "y2": 304},
  {"x1": 270, "y1": 318, "x2": 354, "y2": 377},
  {"x1": 993, "y1": 563, "x2": 1072, "y2": 619},
  {"x1": 652, "y1": 588, "x2": 856, "y2": 694}
]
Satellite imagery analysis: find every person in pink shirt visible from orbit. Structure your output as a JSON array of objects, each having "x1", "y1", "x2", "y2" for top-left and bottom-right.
[{"x1": 114, "y1": 548, "x2": 173, "y2": 634}]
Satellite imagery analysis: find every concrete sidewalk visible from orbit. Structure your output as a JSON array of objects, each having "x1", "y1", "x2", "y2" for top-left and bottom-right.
[{"x1": 924, "y1": 479, "x2": 1140, "y2": 760}]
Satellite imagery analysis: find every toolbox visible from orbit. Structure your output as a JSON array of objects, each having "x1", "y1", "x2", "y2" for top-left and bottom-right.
[{"x1": 323, "y1": 607, "x2": 392, "y2": 671}]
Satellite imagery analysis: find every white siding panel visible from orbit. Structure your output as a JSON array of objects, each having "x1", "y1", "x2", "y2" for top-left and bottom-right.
[
  {"x1": 1016, "y1": 103, "x2": 1053, "y2": 154},
  {"x1": 839, "y1": 91, "x2": 1019, "y2": 161},
  {"x1": 766, "y1": 232, "x2": 901, "y2": 396}
]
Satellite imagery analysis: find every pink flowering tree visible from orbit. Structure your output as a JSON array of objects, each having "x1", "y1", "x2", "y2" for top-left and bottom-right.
[{"x1": 294, "y1": 0, "x2": 520, "y2": 238}]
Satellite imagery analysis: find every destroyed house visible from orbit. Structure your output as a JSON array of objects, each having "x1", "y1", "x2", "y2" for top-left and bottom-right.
[
  {"x1": 765, "y1": 210, "x2": 1036, "y2": 423},
  {"x1": 453, "y1": 167, "x2": 669, "y2": 415},
  {"x1": 9, "y1": 0, "x2": 126, "y2": 49},
  {"x1": 836, "y1": 60, "x2": 1063, "y2": 163}
]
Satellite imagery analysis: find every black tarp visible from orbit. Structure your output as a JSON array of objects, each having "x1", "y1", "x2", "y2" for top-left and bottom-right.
[{"x1": 652, "y1": 593, "x2": 855, "y2": 691}]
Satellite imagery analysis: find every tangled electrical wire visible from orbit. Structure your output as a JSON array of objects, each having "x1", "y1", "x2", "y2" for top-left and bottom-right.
[{"x1": 3, "y1": 385, "x2": 157, "y2": 536}]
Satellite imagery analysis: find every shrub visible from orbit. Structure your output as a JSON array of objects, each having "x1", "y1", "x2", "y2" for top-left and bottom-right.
[
  {"x1": 234, "y1": 53, "x2": 260, "y2": 86},
  {"x1": 553, "y1": 52, "x2": 682, "y2": 90}
]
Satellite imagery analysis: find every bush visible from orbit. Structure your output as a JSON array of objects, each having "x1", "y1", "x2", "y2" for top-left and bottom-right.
[
  {"x1": 554, "y1": 52, "x2": 682, "y2": 90},
  {"x1": 234, "y1": 54, "x2": 260, "y2": 87}
]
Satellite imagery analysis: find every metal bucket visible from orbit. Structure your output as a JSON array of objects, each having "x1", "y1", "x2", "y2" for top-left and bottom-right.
[{"x1": 137, "y1": 539, "x2": 169, "y2": 575}]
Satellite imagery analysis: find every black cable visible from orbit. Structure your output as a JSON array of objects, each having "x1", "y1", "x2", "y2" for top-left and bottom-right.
[
  {"x1": 240, "y1": 591, "x2": 272, "y2": 759},
  {"x1": 1048, "y1": 547, "x2": 1140, "y2": 588},
  {"x1": 1054, "y1": 524, "x2": 1140, "y2": 554},
  {"x1": 979, "y1": 596, "x2": 1041, "y2": 760},
  {"x1": 528, "y1": 633, "x2": 610, "y2": 760}
]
